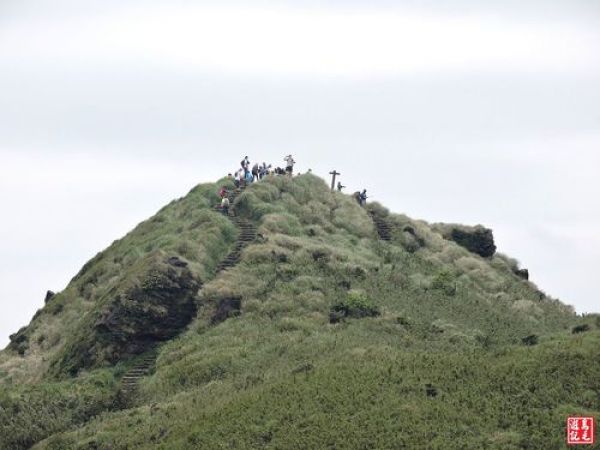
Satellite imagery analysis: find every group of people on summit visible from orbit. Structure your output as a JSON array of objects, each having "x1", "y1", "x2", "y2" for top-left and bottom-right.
[
  {"x1": 229, "y1": 154, "x2": 296, "y2": 188},
  {"x1": 218, "y1": 154, "x2": 368, "y2": 214},
  {"x1": 217, "y1": 155, "x2": 296, "y2": 214}
]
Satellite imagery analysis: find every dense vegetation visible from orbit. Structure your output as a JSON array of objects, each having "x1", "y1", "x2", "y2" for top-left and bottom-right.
[{"x1": 1, "y1": 174, "x2": 597, "y2": 450}]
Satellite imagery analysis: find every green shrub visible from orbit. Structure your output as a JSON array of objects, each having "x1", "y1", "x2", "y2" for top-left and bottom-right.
[
  {"x1": 330, "y1": 290, "x2": 380, "y2": 321},
  {"x1": 431, "y1": 270, "x2": 457, "y2": 296}
]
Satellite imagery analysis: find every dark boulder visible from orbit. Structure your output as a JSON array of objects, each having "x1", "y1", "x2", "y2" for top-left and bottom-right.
[
  {"x1": 425, "y1": 384, "x2": 438, "y2": 398},
  {"x1": 521, "y1": 334, "x2": 538, "y2": 346},
  {"x1": 448, "y1": 226, "x2": 496, "y2": 257},
  {"x1": 328, "y1": 310, "x2": 345, "y2": 324},
  {"x1": 167, "y1": 256, "x2": 188, "y2": 268},
  {"x1": 44, "y1": 290, "x2": 56, "y2": 303},
  {"x1": 399, "y1": 226, "x2": 425, "y2": 253},
  {"x1": 514, "y1": 268, "x2": 529, "y2": 280},
  {"x1": 8, "y1": 326, "x2": 30, "y2": 356},
  {"x1": 572, "y1": 324, "x2": 590, "y2": 334},
  {"x1": 211, "y1": 298, "x2": 242, "y2": 325}
]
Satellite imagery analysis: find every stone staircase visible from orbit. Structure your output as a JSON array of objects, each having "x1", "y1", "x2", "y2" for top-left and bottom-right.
[
  {"x1": 119, "y1": 351, "x2": 158, "y2": 398},
  {"x1": 368, "y1": 211, "x2": 392, "y2": 241},
  {"x1": 216, "y1": 216, "x2": 256, "y2": 272},
  {"x1": 118, "y1": 184, "x2": 256, "y2": 406}
]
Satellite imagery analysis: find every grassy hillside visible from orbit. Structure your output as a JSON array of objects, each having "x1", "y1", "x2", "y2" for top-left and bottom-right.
[{"x1": 1, "y1": 174, "x2": 597, "y2": 450}]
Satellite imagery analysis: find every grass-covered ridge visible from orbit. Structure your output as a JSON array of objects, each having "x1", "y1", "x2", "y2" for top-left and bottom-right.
[
  {"x1": 1, "y1": 173, "x2": 597, "y2": 450},
  {"x1": 0, "y1": 180, "x2": 236, "y2": 382}
]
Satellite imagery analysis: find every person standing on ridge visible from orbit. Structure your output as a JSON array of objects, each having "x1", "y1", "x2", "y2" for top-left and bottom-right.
[
  {"x1": 252, "y1": 163, "x2": 260, "y2": 182},
  {"x1": 259, "y1": 162, "x2": 270, "y2": 179},
  {"x1": 241, "y1": 156, "x2": 250, "y2": 170},
  {"x1": 359, "y1": 189, "x2": 368, "y2": 207},
  {"x1": 337, "y1": 181, "x2": 345, "y2": 192},
  {"x1": 284, "y1": 154, "x2": 295, "y2": 175}
]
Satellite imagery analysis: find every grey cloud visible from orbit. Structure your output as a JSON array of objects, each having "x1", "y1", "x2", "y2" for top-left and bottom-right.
[{"x1": 1, "y1": 69, "x2": 599, "y2": 153}]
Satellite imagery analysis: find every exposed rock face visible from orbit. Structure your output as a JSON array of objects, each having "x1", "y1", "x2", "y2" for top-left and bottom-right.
[
  {"x1": 448, "y1": 226, "x2": 496, "y2": 258},
  {"x1": 49, "y1": 255, "x2": 201, "y2": 376},
  {"x1": 94, "y1": 257, "x2": 200, "y2": 362}
]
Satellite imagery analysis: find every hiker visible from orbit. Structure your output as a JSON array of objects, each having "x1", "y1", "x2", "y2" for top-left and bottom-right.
[
  {"x1": 221, "y1": 196, "x2": 230, "y2": 215},
  {"x1": 259, "y1": 163, "x2": 270, "y2": 179},
  {"x1": 245, "y1": 169, "x2": 253, "y2": 185},
  {"x1": 252, "y1": 163, "x2": 260, "y2": 182},
  {"x1": 284, "y1": 155, "x2": 295, "y2": 175},
  {"x1": 238, "y1": 170, "x2": 245, "y2": 187},
  {"x1": 337, "y1": 181, "x2": 345, "y2": 192},
  {"x1": 359, "y1": 189, "x2": 368, "y2": 207},
  {"x1": 240, "y1": 156, "x2": 250, "y2": 170},
  {"x1": 218, "y1": 186, "x2": 228, "y2": 198}
]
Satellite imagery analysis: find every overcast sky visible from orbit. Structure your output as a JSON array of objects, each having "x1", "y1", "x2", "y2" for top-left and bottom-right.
[{"x1": 1, "y1": 0, "x2": 599, "y2": 348}]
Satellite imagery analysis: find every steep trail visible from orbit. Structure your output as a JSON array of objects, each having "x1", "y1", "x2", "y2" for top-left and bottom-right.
[
  {"x1": 368, "y1": 210, "x2": 392, "y2": 241},
  {"x1": 118, "y1": 185, "x2": 256, "y2": 406}
]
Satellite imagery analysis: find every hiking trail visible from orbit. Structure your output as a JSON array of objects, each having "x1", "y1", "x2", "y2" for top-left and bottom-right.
[
  {"x1": 118, "y1": 185, "x2": 256, "y2": 406},
  {"x1": 368, "y1": 211, "x2": 392, "y2": 241}
]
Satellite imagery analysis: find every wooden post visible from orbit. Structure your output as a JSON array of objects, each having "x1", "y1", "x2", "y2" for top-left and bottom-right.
[{"x1": 329, "y1": 170, "x2": 340, "y2": 191}]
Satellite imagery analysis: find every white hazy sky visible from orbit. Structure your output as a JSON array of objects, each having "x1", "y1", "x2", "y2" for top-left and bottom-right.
[{"x1": 1, "y1": 0, "x2": 599, "y2": 348}]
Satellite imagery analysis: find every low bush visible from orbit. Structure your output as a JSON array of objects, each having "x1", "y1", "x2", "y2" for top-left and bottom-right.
[
  {"x1": 431, "y1": 270, "x2": 457, "y2": 296},
  {"x1": 330, "y1": 290, "x2": 380, "y2": 322}
]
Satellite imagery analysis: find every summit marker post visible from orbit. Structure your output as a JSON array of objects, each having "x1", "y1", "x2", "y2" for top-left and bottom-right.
[{"x1": 329, "y1": 170, "x2": 340, "y2": 191}]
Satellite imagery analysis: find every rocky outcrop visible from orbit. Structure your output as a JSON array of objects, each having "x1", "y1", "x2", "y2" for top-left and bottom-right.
[
  {"x1": 48, "y1": 254, "x2": 201, "y2": 376},
  {"x1": 8, "y1": 326, "x2": 30, "y2": 356},
  {"x1": 94, "y1": 256, "x2": 200, "y2": 362},
  {"x1": 436, "y1": 224, "x2": 496, "y2": 258},
  {"x1": 211, "y1": 298, "x2": 242, "y2": 325},
  {"x1": 44, "y1": 290, "x2": 56, "y2": 303},
  {"x1": 514, "y1": 268, "x2": 529, "y2": 280}
]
